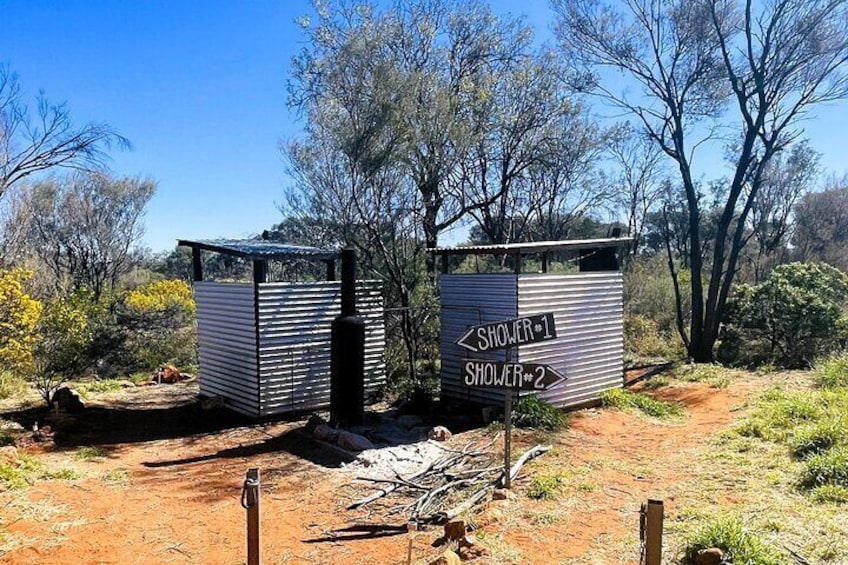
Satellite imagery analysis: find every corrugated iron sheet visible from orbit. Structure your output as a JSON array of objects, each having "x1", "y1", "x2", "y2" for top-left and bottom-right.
[
  {"x1": 518, "y1": 273, "x2": 623, "y2": 408},
  {"x1": 257, "y1": 280, "x2": 385, "y2": 416},
  {"x1": 438, "y1": 272, "x2": 623, "y2": 408},
  {"x1": 195, "y1": 282, "x2": 259, "y2": 417}
]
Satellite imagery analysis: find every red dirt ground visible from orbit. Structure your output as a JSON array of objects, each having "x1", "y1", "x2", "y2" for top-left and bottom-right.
[{"x1": 0, "y1": 377, "x2": 760, "y2": 565}]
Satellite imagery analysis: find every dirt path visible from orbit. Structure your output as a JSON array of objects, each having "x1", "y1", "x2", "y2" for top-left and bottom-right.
[{"x1": 0, "y1": 377, "x2": 762, "y2": 565}]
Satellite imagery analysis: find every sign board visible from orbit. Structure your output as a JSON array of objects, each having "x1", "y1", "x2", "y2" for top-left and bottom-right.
[
  {"x1": 462, "y1": 361, "x2": 566, "y2": 391},
  {"x1": 455, "y1": 312, "x2": 557, "y2": 353}
]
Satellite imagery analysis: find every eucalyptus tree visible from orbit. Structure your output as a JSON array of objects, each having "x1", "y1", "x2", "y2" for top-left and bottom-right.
[
  {"x1": 555, "y1": 0, "x2": 848, "y2": 361},
  {"x1": 0, "y1": 64, "x2": 127, "y2": 200},
  {"x1": 289, "y1": 0, "x2": 529, "y2": 265}
]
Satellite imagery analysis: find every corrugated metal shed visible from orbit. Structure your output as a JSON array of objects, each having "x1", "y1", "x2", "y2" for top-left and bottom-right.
[
  {"x1": 439, "y1": 273, "x2": 623, "y2": 408},
  {"x1": 195, "y1": 280, "x2": 385, "y2": 417}
]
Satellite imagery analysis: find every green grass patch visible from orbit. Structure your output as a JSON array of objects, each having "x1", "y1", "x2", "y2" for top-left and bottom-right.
[
  {"x1": 526, "y1": 474, "x2": 563, "y2": 500},
  {"x1": 512, "y1": 395, "x2": 569, "y2": 431},
  {"x1": 810, "y1": 484, "x2": 848, "y2": 503},
  {"x1": 640, "y1": 376, "x2": 672, "y2": 390},
  {"x1": 74, "y1": 446, "x2": 108, "y2": 461},
  {"x1": 736, "y1": 389, "x2": 822, "y2": 441},
  {"x1": 673, "y1": 363, "x2": 733, "y2": 388},
  {"x1": 0, "y1": 372, "x2": 27, "y2": 400},
  {"x1": 599, "y1": 388, "x2": 684, "y2": 420},
  {"x1": 802, "y1": 446, "x2": 848, "y2": 488},
  {"x1": 815, "y1": 351, "x2": 848, "y2": 389},
  {"x1": 683, "y1": 515, "x2": 782, "y2": 565},
  {"x1": 789, "y1": 417, "x2": 848, "y2": 458},
  {"x1": 75, "y1": 379, "x2": 123, "y2": 397}
]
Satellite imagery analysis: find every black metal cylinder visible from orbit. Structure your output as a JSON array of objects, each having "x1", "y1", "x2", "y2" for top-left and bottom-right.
[{"x1": 330, "y1": 315, "x2": 365, "y2": 426}]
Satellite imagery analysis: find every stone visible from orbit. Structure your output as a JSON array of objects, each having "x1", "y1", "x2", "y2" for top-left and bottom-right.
[
  {"x1": 53, "y1": 387, "x2": 85, "y2": 413},
  {"x1": 694, "y1": 548, "x2": 724, "y2": 565},
  {"x1": 492, "y1": 488, "x2": 512, "y2": 501},
  {"x1": 336, "y1": 430, "x2": 374, "y2": 452},
  {"x1": 156, "y1": 364, "x2": 183, "y2": 384},
  {"x1": 312, "y1": 424, "x2": 339, "y2": 442},
  {"x1": 396, "y1": 414, "x2": 423, "y2": 429},
  {"x1": 116, "y1": 380, "x2": 136, "y2": 388},
  {"x1": 429, "y1": 550, "x2": 461, "y2": 565},
  {"x1": 0, "y1": 445, "x2": 18, "y2": 464},
  {"x1": 443, "y1": 519, "x2": 466, "y2": 541},
  {"x1": 458, "y1": 542, "x2": 489, "y2": 561},
  {"x1": 0, "y1": 420, "x2": 24, "y2": 433},
  {"x1": 304, "y1": 414, "x2": 327, "y2": 434},
  {"x1": 428, "y1": 426, "x2": 452, "y2": 441}
]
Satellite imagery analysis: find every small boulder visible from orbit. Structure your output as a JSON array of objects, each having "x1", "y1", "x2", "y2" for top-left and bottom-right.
[
  {"x1": 312, "y1": 424, "x2": 339, "y2": 443},
  {"x1": 694, "y1": 548, "x2": 724, "y2": 565},
  {"x1": 429, "y1": 550, "x2": 461, "y2": 565},
  {"x1": 0, "y1": 445, "x2": 18, "y2": 464},
  {"x1": 458, "y1": 538, "x2": 489, "y2": 561},
  {"x1": 116, "y1": 380, "x2": 136, "y2": 388},
  {"x1": 443, "y1": 519, "x2": 466, "y2": 541},
  {"x1": 492, "y1": 488, "x2": 513, "y2": 501},
  {"x1": 336, "y1": 430, "x2": 374, "y2": 452},
  {"x1": 156, "y1": 364, "x2": 183, "y2": 384},
  {"x1": 304, "y1": 414, "x2": 326, "y2": 434},
  {"x1": 53, "y1": 387, "x2": 85, "y2": 413},
  {"x1": 428, "y1": 426, "x2": 452, "y2": 441}
]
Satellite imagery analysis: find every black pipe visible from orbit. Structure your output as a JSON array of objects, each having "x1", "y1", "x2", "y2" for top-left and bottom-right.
[{"x1": 340, "y1": 248, "x2": 355, "y2": 317}]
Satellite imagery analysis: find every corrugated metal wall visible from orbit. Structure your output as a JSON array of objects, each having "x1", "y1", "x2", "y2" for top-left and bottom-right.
[
  {"x1": 517, "y1": 273, "x2": 624, "y2": 407},
  {"x1": 439, "y1": 275, "x2": 518, "y2": 405},
  {"x1": 256, "y1": 280, "x2": 385, "y2": 416},
  {"x1": 195, "y1": 282, "x2": 259, "y2": 416},
  {"x1": 439, "y1": 272, "x2": 623, "y2": 408}
]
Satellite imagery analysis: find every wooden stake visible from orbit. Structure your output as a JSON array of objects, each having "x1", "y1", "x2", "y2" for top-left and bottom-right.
[
  {"x1": 503, "y1": 390, "x2": 512, "y2": 489},
  {"x1": 644, "y1": 499, "x2": 663, "y2": 565},
  {"x1": 243, "y1": 468, "x2": 261, "y2": 565}
]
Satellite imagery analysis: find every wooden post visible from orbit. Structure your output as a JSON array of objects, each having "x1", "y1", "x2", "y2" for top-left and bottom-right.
[
  {"x1": 440, "y1": 253, "x2": 449, "y2": 275},
  {"x1": 252, "y1": 260, "x2": 268, "y2": 284},
  {"x1": 503, "y1": 390, "x2": 512, "y2": 489},
  {"x1": 243, "y1": 468, "x2": 261, "y2": 565},
  {"x1": 325, "y1": 259, "x2": 336, "y2": 281},
  {"x1": 643, "y1": 499, "x2": 663, "y2": 565}
]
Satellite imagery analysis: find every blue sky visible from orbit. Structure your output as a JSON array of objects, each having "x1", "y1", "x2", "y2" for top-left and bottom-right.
[{"x1": 1, "y1": 1, "x2": 846, "y2": 252}]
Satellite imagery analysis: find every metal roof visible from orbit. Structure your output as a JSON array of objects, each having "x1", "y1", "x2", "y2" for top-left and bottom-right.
[
  {"x1": 177, "y1": 239, "x2": 340, "y2": 261},
  {"x1": 428, "y1": 237, "x2": 632, "y2": 256}
]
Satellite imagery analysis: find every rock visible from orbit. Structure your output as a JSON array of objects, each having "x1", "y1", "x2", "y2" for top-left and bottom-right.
[
  {"x1": 429, "y1": 550, "x2": 461, "y2": 565},
  {"x1": 443, "y1": 519, "x2": 466, "y2": 541},
  {"x1": 694, "y1": 548, "x2": 724, "y2": 565},
  {"x1": 0, "y1": 420, "x2": 24, "y2": 433},
  {"x1": 428, "y1": 426, "x2": 452, "y2": 441},
  {"x1": 200, "y1": 396, "x2": 225, "y2": 410},
  {"x1": 304, "y1": 414, "x2": 326, "y2": 434},
  {"x1": 492, "y1": 488, "x2": 513, "y2": 501},
  {"x1": 458, "y1": 541, "x2": 489, "y2": 561},
  {"x1": 0, "y1": 445, "x2": 18, "y2": 464},
  {"x1": 336, "y1": 430, "x2": 374, "y2": 452},
  {"x1": 312, "y1": 424, "x2": 339, "y2": 443},
  {"x1": 53, "y1": 387, "x2": 85, "y2": 413},
  {"x1": 156, "y1": 364, "x2": 183, "y2": 384},
  {"x1": 179, "y1": 372, "x2": 193, "y2": 381},
  {"x1": 397, "y1": 414, "x2": 423, "y2": 429},
  {"x1": 116, "y1": 380, "x2": 136, "y2": 388}
]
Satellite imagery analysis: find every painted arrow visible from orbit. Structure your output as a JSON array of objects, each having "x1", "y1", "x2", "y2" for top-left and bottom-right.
[
  {"x1": 455, "y1": 312, "x2": 557, "y2": 353},
  {"x1": 461, "y1": 360, "x2": 566, "y2": 391}
]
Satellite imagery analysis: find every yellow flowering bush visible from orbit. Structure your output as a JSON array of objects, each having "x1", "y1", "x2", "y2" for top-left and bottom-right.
[
  {"x1": 124, "y1": 279, "x2": 195, "y2": 316},
  {"x1": 0, "y1": 269, "x2": 43, "y2": 371}
]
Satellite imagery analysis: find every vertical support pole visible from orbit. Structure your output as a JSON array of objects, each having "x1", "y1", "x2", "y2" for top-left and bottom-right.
[
  {"x1": 440, "y1": 253, "x2": 449, "y2": 275},
  {"x1": 192, "y1": 247, "x2": 203, "y2": 282},
  {"x1": 325, "y1": 259, "x2": 336, "y2": 281},
  {"x1": 513, "y1": 252, "x2": 522, "y2": 274},
  {"x1": 253, "y1": 260, "x2": 267, "y2": 284},
  {"x1": 340, "y1": 248, "x2": 355, "y2": 317},
  {"x1": 243, "y1": 468, "x2": 260, "y2": 565},
  {"x1": 541, "y1": 251, "x2": 549, "y2": 274},
  {"x1": 643, "y1": 499, "x2": 664, "y2": 565}
]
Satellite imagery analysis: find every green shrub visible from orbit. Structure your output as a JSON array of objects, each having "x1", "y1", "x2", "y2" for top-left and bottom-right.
[
  {"x1": 815, "y1": 351, "x2": 848, "y2": 389},
  {"x1": 737, "y1": 389, "x2": 821, "y2": 441},
  {"x1": 719, "y1": 263, "x2": 848, "y2": 369},
  {"x1": 527, "y1": 474, "x2": 563, "y2": 500},
  {"x1": 790, "y1": 418, "x2": 847, "y2": 458},
  {"x1": 624, "y1": 256, "x2": 691, "y2": 339},
  {"x1": 683, "y1": 515, "x2": 782, "y2": 565},
  {"x1": 623, "y1": 315, "x2": 682, "y2": 360},
  {"x1": 512, "y1": 395, "x2": 568, "y2": 431},
  {"x1": 599, "y1": 388, "x2": 684, "y2": 420},
  {"x1": 810, "y1": 484, "x2": 848, "y2": 503},
  {"x1": 673, "y1": 363, "x2": 732, "y2": 388},
  {"x1": 74, "y1": 446, "x2": 107, "y2": 461},
  {"x1": 802, "y1": 446, "x2": 848, "y2": 487}
]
